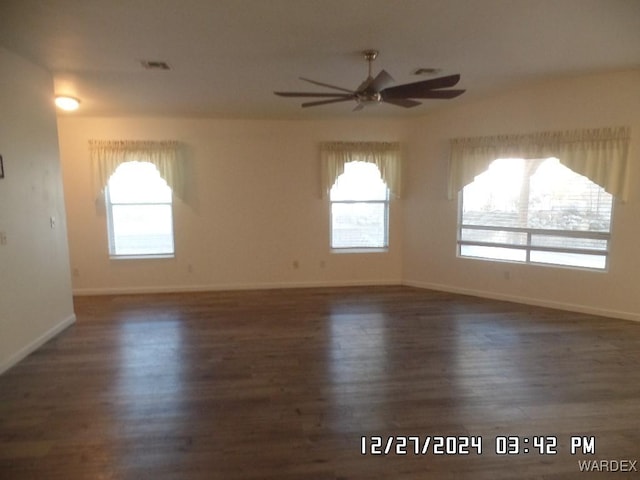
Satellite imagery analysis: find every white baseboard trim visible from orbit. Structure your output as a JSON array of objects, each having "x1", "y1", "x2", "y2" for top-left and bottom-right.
[
  {"x1": 403, "y1": 280, "x2": 640, "y2": 323},
  {"x1": 0, "y1": 313, "x2": 76, "y2": 375},
  {"x1": 73, "y1": 279, "x2": 403, "y2": 296}
]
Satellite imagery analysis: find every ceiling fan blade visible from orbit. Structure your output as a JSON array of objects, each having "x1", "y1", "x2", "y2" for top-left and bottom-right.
[
  {"x1": 274, "y1": 92, "x2": 352, "y2": 98},
  {"x1": 383, "y1": 97, "x2": 422, "y2": 108},
  {"x1": 415, "y1": 89, "x2": 466, "y2": 99},
  {"x1": 301, "y1": 97, "x2": 354, "y2": 108},
  {"x1": 382, "y1": 74, "x2": 462, "y2": 98},
  {"x1": 299, "y1": 77, "x2": 354, "y2": 93},
  {"x1": 357, "y1": 76, "x2": 373, "y2": 92},
  {"x1": 367, "y1": 69, "x2": 394, "y2": 93}
]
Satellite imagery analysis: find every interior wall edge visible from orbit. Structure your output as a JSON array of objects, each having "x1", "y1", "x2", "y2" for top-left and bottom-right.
[
  {"x1": 403, "y1": 280, "x2": 640, "y2": 323},
  {"x1": 0, "y1": 314, "x2": 76, "y2": 375},
  {"x1": 72, "y1": 279, "x2": 403, "y2": 296}
]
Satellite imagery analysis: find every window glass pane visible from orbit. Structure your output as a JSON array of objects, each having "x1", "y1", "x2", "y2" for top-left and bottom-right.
[
  {"x1": 329, "y1": 161, "x2": 389, "y2": 250},
  {"x1": 530, "y1": 251, "x2": 606, "y2": 269},
  {"x1": 330, "y1": 162, "x2": 388, "y2": 201},
  {"x1": 331, "y1": 202, "x2": 387, "y2": 248},
  {"x1": 108, "y1": 162, "x2": 171, "y2": 204},
  {"x1": 461, "y1": 158, "x2": 612, "y2": 232},
  {"x1": 111, "y1": 204, "x2": 174, "y2": 255},
  {"x1": 528, "y1": 158, "x2": 612, "y2": 231},
  {"x1": 461, "y1": 159, "x2": 525, "y2": 228},
  {"x1": 461, "y1": 228, "x2": 527, "y2": 246},
  {"x1": 107, "y1": 161, "x2": 174, "y2": 257},
  {"x1": 530, "y1": 234, "x2": 607, "y2": 251},
  {"x1": 460, "y1": 245, "x2": 526, "y2": 262}
]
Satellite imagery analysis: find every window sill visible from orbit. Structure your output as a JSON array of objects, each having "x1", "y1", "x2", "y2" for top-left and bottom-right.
[
  {"x1": 331, "y1": 248, "x2": 389, "y2": 254},
  {"x1": 109, "y1": 254, "x2": 175, "y2": 260}
]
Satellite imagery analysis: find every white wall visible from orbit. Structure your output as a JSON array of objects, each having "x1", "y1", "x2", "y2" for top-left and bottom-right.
[
  {"x1": 57, "y1": 117, "x2": 409, "y2": 294},
  {"x1": 0, "y1": 48, "x2": 75, "y2": 373},
  {"x1": 403, "y1": 69, "x2": 640, "y2": 320},
  {"x1": 56, "y1": 69, "x2": 640, "y2": 321}
]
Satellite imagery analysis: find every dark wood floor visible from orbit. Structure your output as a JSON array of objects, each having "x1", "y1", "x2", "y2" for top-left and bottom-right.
[{"x1": 1, "y1": 286, "x2": 639, "y2": 479}]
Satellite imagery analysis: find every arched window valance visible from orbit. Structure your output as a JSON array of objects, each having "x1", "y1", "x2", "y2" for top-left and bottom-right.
[
  {"x1": 89, "y1": 140, "x2": 185, "y2": 200},
  {"x1": 320, "y1": 141, "x2": 402, "y2": 198},
  {"x1": 448, "y1": 126, "x2": 630, "y2": 201}
]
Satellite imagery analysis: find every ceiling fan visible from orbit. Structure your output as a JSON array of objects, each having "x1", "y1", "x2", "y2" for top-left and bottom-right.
[{"x1": 274, "y1": 49, "x2": 465, "y2": 110}]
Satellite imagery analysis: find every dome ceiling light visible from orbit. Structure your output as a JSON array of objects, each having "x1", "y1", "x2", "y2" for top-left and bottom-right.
[{"x1": 55, "y1": 96, "x2": 81, "y2": 111}]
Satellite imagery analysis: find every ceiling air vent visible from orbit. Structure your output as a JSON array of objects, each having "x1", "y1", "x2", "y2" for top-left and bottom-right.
[
  {"x1": 140, "y1": 60, "x2": 171, "y2": 70},
  {"x1": 412, "y1": 67, "x2": 442, "y2": 76}
]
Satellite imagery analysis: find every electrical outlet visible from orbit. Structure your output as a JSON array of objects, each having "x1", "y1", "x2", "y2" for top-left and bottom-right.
[
  {"x1": 0, "y1": 232, "x2": 6, "y2": 245},
  {"x1": 50, "y1": 216, "x2": 56, "y2": 229}
]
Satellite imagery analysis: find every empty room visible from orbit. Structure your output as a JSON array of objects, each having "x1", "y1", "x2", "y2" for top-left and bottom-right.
[{"x1": 1, "y1": 1, "x2": 639, "y2": 478}]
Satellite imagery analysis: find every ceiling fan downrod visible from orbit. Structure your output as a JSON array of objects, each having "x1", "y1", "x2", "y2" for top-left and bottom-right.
[
  {"x1": 355, "y1": 49, "x2": 383, "y2": 106},
  {"x1": 363, "y1": 49, "x2": 378, "y2": 79}
]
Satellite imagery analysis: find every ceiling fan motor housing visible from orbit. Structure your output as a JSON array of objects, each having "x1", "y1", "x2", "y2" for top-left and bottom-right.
[{"x1": 356, "y1": 91, "x2": 382, "y2": 106}]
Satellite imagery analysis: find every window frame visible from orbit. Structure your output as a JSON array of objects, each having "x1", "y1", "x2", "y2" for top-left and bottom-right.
[
  {"x1": 456, "y1": 159, "x2": 614, "y2": 271},
  {"x1": 330, "y1": 193, "x2": 390, "y2": 253},
  {"x1": 329, "y1": 162, "x2": 390, "y2": 253},
  {"x1": 105, "y1": 162, "x2": 175, "y2": 260}
]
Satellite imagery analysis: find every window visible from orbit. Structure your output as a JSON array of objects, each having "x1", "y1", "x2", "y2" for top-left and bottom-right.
[
  {"x1": 105, "y1": 161, "x2": 174, "y2": 257},
  {"x1": 458, "y1": 157, "x2": 613, "y2": 270},
  {"x1": 330, "y1": 161, "x2": 389, "y2": 250}
]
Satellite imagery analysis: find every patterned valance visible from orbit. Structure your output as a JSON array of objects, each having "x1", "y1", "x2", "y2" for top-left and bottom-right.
[
  {"x1": 89, "y1": 140, "x2": 185, "y2": 199},
  {"x1": 448, "y1": 126, "x2": 630, "y2": 201},
  {"x1": 320, "y1": 141, "x2": 402, "y2": 198}
]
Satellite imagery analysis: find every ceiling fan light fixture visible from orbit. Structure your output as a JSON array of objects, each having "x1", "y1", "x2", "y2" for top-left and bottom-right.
[{"x1": 55, "y1": 95, "x2": 81, "y2": 111}]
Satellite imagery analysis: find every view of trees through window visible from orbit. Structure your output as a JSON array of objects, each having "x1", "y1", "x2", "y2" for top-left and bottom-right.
[{"x1": 459, "y1": 158, "x2": 613, "y2": 269}]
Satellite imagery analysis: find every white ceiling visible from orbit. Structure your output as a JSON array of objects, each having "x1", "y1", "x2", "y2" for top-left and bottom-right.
[{"x1": 1, "y1": 0, "x2": 639, "y2": 118}]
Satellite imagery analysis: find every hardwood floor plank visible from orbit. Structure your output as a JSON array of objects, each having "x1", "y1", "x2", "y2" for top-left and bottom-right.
[{"x1": 1, "y1": 286, "x2": 639, "y2": 479}]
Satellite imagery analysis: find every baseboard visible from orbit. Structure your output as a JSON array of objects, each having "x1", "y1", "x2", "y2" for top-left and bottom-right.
[
  {"x1": 403, "y1": 280, "x2": 640, "y2": 323},
  {"x1": 73, "y1": 279, "x2": 403, "y2": 296},
  {"x1": 0, "y1": 313, "x2": 76, "y2": 375}
]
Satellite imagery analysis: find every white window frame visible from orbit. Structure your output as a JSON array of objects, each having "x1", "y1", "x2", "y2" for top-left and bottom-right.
[
  {"x1": 330, "y1": 190, "x2": 390, "y2": 252},
  {"x1": 105, "y1": 163, "x2": 175, "y2": 260},
  {"x1": 457, "y1": 213, "x2": 612, "y2": 270},
  {"x1": 456, "y1": 159, "x2": 613, "y2": 271},
  {"x1": 329, "y1": 162, "x2": 390, "y2": 252}
]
